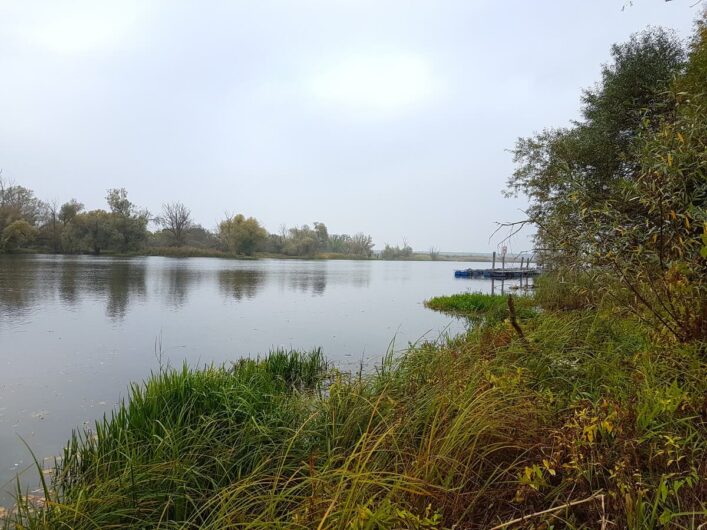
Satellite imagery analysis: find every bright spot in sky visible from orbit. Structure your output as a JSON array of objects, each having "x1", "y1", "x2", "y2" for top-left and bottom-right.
[
  {"x1": 308, "y1": 54, "x2": 441, "y2": 115},
  {"x1": 24, "y1": 3, "x2": 146, "y2": 55}
]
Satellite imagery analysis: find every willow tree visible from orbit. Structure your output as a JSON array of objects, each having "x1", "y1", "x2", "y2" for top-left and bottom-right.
[
  {"x1": 218, "y1": 214, "x2": 268, "y2": 256},
  {"x1": 508, "y1": 22, "x2": 706, "y2": 341}
]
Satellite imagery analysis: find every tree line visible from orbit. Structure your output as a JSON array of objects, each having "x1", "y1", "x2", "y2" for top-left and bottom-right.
[{"x1": 0, "y1": 181, "x2": 380, "y2": 258}]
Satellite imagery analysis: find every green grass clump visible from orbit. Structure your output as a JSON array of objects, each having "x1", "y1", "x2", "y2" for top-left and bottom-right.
[
  {"x1": 5, "y1": 289, "x2": 707, "y2": 529},
  {"x1": 425, "y1": 292, "x2": 534, "y2": 323}
]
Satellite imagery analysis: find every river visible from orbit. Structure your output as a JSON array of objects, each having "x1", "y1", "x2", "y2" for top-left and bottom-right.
[{"x1": 0, "y1": 254, "x2": 515, "y2": 502}]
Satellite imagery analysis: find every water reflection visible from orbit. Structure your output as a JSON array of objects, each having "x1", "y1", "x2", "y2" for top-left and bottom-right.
[
  {"x1": 59, "y1": 260, "x2": 80, "y2": 306},
  {"x1": 0, "y1": 257, "x2": 38, "y2": 318},
  {"x1": 162, "y1": 266, "x2": 203, "y2": 309},
  {"x1": 287, "y1": 269, "x2": 327, "y2": 295},
  {"x1": 104, "y1": 262, "x2": 146, "y2": 320},
  {"x1": 0, "y1": 257, "x2": 374, "y2": 321},
  {"x1": 218, "y1": 269, "x2": 265, "y2": 301},
  {"x1": 0, "y1": 257, "x2": 148, "y2": 322}
]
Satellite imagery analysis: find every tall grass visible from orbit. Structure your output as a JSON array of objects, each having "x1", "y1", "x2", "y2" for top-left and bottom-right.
[{"x1": 4, "y1": 287, "x2": 706, "y2": 528}]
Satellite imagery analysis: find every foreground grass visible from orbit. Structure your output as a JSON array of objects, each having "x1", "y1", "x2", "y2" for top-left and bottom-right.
[{"x1": 4, "y1": 291, "x2": 706, "y2": 528}]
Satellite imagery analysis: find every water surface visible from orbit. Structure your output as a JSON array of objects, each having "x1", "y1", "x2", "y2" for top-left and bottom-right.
[{"x1": 0, "y1": 255, "x2": 509, "y2": 501}]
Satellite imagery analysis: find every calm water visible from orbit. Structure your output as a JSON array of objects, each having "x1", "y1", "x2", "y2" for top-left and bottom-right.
[{"x1": 0, "y1": 254, "x2": 510, "y2": 501}]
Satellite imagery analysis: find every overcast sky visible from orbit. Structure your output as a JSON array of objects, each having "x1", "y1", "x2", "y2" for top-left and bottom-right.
[{"x1": 0, "y1": 1, "x2": 700, "y2": 252}]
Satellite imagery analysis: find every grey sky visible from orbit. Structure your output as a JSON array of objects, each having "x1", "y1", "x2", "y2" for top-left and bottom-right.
[{"x1": 0, "y1": 1, "x2": 699, "y2": 252}]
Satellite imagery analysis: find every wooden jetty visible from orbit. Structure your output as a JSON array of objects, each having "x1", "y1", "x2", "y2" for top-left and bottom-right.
[{"x1": 454, "y1": 252, "x2": 540, "y2": 279}]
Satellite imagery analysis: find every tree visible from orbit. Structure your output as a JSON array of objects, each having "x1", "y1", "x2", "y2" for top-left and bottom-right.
[
  {"x1": 283, "y1": 225, "x2": 320, "y2": 257},
  {"x1": 313, "y1": 222, "x2": 329, "y2": 248},
  {"x1": 1, "y1": 219, "x2": 37, "y2": 252},
  {"x1": 218, "y1": 214, "x2": 268, "y2": 255},
  {"x1": 184, "y1": 225, "x2": 220, "y2": 248},
  {"x1": 0, "y1": 178, "x2": 45, "y2": 235},
  {"x1": 63, "y1": 210, "x2": 118, "y2": 255},
  {"x1": 59, "y1": 199, "x2": 84, "y2": 226},
  {"x1": 507, "y1": 22, "x2": 706, "y2": 341},
  {"x1": 508, "y1": 27, "x2": 685, "y2": 269},
  {"x1": 381, "y1": 239, "x2": 413, "y2": 260},
  {"x1": 42, "y1": 200, "x2": 62, "y2": 253},
  {"x1": 158, "y1": 202, "x2": 192, "y2": 246},
  {"x1": 349, "y1": 233, "x2": 374, "y2": 257},
  {"x1": 106, "y1": 188, "x2": 149, "y2": 251}
]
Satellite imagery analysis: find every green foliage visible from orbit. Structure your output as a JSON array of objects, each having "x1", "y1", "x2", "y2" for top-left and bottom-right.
[
  {"x1": 380, "y1": 240, "x2": 413, "y2": 260},
  {"x1": 106, "y1": 188, "x2": 149, "y2": 252},
  {"x1": 282, "y1": 224, "x2": 321, "y2": 257},
  {"x1": 0, "y1": 181, "x2": 375, "y2": 259},
  {"x1": 327, "y1": 232, "x2": 375, "y2": 257},
  {"x1": 508, "y1": 22, "x2": 707, "y2": 341},
  {"x1": 269, "y1": 223, "x2": 375, "y2": 258},
  {"x1": 0, "y1": 179, "x2": 45, "y2": 253},
  {"x1": 0, "y1": 181, "x2": 45, "y2": 232},
  {"x1": 508, "y1": 28, "x2": 685, "y2": 268},
  {"x1": 58, "y1": 199, "x2": 83, "y2": 226},
  {"x1": 218, "y1": 214, "x2": 268, "y2": 256},
  {"x1": 62, "y1": 210, "x2": 118, "y2": 255},
  {"x1": 1, "y1": 219, "x2": 37, "y2": 251},
  {"x1": 425, "y1": 292, "x2": 534, "y2": 323},
  {"x1": 532, "y1": 271, "x2": 601, "y2": 310}
]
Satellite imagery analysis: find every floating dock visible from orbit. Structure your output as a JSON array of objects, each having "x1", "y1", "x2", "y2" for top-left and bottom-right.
[
  {"x1": 454, "y1": 252, "x2": 540, "y2": 280},
  {"x1": 454, "y1": 267, "x2": 540, "y2": 279}
]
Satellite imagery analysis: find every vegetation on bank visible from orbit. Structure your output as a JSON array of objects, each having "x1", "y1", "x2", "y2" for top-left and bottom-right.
[
  {"x1": 425, "y1": 292, "x2": 534, "y2": 321},
  {"x1": 0, "y1": 183, "x2": 378, "y2": 259},
  {"x1": 0, "y1": 183, "x2": 489, "y2": 261},
  {"x1": 2, "y1": 12, "x2": 706, "y2": 530},
  {"x1": 4, "y1": 281, "x2": 706, "y2": 529},
  {"x1": 507, "y1": 21, "x2": 706, "y2": 341}
]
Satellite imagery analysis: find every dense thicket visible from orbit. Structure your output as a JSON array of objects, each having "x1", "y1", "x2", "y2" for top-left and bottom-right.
[{"x1": 508, "y1": 20, "x2": 707, "y2": 341}]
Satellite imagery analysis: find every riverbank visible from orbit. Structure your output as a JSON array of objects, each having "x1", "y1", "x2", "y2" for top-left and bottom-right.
[
  {"x1": 7, "y1": 246, "x2": 528, "y2": 263},
  {"x1": 4, "y1": 278, "x2": 705, "y2": 528}
]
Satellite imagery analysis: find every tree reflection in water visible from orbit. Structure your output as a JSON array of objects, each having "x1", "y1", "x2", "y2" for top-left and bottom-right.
[{"x1": 218, "y1": 269, "x2": 266, "y2": 301}]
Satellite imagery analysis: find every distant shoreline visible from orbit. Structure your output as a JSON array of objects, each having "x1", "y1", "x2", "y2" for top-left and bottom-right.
[{"x1": 6, "y1": 248, "x2": 531, "y2": 263}]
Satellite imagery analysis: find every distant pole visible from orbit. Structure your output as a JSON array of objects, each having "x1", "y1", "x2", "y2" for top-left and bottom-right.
[
  {"x1": 520, "y1": 257, "x2": 524, "y2": 273},
  {"x1": 492, "y1": 251, "x2": 496, "y2": 271},
  {"x1": 526, "y1": 256, "x2": 531, "y2": 287}
]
